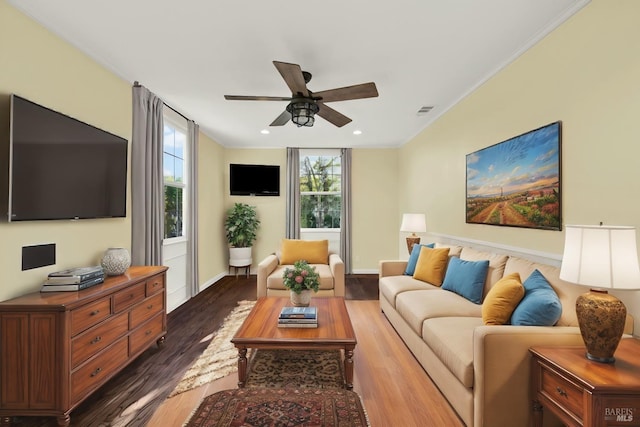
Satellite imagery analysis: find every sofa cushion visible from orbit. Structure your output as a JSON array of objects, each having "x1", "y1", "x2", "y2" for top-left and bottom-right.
[
  {"x1": 267, "y1": 264, "x2": 334, "y2": 291},
  {"x1": 379, "y1": 275, "x2": 440, "y2": 308},
  {"x1": 459, "y1": 247, "x2": 509, "y2": 298},
  {"x1": 404, "y1": 243, "x2": 435, "y2": 275},
  {"x1": 441, "y1": 257, "x2": 489, "y2": 304},
  {"x1": 503, "y1": 256, "x2": 582, "y2": 327},
  {"x1": 279, "y1": 239, "x2": 329, "y2": 265},
  {"x1": 510, "y1": 269, "x2": 563, "y2": 326},
  {"x1": 413, "y1": 247, "x2": 450, "y2": 286},
  {"x1": 396, "y1": 289, "x2": 482, "y2": 336},
  {"x1": 435, "y1": 243, "x2": 463, "y2": 257},
  {"x1": 422, "y1": 317, "x2": 482, "y2": 388},
  {"x1": 482, "y1": 273, "x2": 525, "y2": 325}
]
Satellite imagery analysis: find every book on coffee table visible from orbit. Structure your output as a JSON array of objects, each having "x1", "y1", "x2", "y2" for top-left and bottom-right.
[
  {"x1": 277, "y1": 321, "x2": 318, "y2": 328},
  {"x1": 279, "y1": 306, "x2": 317, "y2": 319}
]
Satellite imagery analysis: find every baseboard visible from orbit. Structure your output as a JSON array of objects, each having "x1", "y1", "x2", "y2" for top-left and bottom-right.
[
  {"x1": 199, "y1": 271, "x2": 228, "y2": 292},
  {"x1": 351, "y1": 269, "x2": 378, "y2": 275}
]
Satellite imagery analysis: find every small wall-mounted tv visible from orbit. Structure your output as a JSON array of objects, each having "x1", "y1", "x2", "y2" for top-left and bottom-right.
[
  {"x1": 6, "y1": 94, "x2": 128, "y2": 221},
  {"x1": 230, "y1": 164, "x2": 280, "y2": 196}
]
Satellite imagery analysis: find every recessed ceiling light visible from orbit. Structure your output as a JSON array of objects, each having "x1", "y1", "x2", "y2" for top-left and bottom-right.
[
  {"x1": 353, "y1": 130, "x2": 362, "y2": 135},
  {"x1": 260, "y1": 129, "x2": 270, "y2": 135}
]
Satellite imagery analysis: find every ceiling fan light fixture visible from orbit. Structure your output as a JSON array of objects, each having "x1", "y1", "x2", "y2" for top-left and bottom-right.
[{"x1": 286, "y1": 98, "x2": 319, "y2": 127}]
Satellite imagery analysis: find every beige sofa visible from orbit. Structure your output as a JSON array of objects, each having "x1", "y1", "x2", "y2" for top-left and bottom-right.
[
  {"x1": 257, "y1": 239, "x2": 345, "y2": 298},
  {"x1": 379, "y1": 244, "x2": 634, "y2": 427}
]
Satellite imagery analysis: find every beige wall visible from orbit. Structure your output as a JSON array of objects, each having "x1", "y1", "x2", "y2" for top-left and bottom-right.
[{"x1": 399, "y1": 0, "x2": 640, "y2": 332}]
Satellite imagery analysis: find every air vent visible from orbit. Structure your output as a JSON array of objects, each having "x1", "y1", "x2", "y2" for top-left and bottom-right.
[{"x1": 416, "y1": 106, "x2": 434, "y2": 116}]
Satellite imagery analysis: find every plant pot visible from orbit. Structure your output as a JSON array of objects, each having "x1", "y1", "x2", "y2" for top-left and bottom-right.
[
  {"x1": 290, "y1": 289, "x2": 313, "y2": 307},
  {"x1": 229, "y1": 247, "x2": 252, "y2": 267}
]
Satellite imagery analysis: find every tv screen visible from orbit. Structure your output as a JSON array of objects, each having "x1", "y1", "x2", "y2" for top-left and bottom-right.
[
  {"x1": 230, "y1": 164, "x2": 280, "y2": 196},
  {"x1": 7, "y1": 94, "x2": 128, "y2": 221}
]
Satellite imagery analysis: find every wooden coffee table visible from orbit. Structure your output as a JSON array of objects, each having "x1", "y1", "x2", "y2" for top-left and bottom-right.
[{"x1": 231, "y1": 297, "x2": 357, "y2": 390}]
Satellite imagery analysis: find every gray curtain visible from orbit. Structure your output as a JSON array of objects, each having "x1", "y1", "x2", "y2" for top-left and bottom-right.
[
  {"x1": 341, "y1": 148, "x2": 352, "y2": 274},
  {"x1": 187, "y1": 120, "x2": 199, "y2": 295},
  {"x1": 131, "y1": 84, "x2": 164, "y2": 266},
  {"x1": 286, "y1": 147, "x2": 300, "y2": 239}
]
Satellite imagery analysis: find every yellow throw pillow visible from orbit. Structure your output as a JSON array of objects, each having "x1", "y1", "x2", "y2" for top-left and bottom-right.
[
  {"x1": 482, "y1": 273, "x2": 525, "y2": 325},
  {"x1": 280, "y1": 239, "x2": 329, "y2": 265},
  {"x1": 412, "y1": 247, "x2": 450, "y2": 286}
]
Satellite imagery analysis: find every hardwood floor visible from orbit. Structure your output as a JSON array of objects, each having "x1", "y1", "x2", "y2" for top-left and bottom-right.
[{"x1": 10, "y1": 275, "x2": 462, "y2": 426}]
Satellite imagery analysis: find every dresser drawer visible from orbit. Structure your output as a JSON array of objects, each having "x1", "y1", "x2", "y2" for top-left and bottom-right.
[
  {"x1": 113, "y1": 282, "x2": 145, "y2": 312},
  {"x1": 70, "y1": 297, "x2": 112, "y2": 336},
  {"x1": 70, "y1": 337, "x2": 128, "y2": 404},
  {"x1": 130, "y1": 292, "x2": 164, "y2": 329},
  {"x1": 71, "y1": 312, "x2": 128, "y2": 369},
  {"x1": 129, "y1": 313, "x2": 164, "y2": 356},
  {"x1": 540, "y1": 365, "x2": 584, "y2": 421},
  {"x1": 146, "y1": 274, "x2": 164, "y2": 296}
]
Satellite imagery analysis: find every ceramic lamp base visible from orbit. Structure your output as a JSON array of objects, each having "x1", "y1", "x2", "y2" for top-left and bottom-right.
[
  {"x1": 406, "y1": 235, "x2": 421, "y2": 255},
  {"x1": 575, "y1": 289, "x2": 627, "y2": 363}
]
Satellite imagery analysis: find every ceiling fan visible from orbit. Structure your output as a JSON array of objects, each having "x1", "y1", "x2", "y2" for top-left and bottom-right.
[{"x1": 224, "y1": 61, "x2": 379, "y2": 128}]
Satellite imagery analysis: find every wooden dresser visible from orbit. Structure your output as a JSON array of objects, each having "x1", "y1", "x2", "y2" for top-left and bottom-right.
[{"x1": 0, "y1": 265, "x2": 168, "y2": 427}]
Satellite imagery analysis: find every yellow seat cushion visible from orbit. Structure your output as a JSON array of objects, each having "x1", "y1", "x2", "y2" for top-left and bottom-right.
[
  {"x1": 279, "y1": 239, "x2": 329, "y2": 265},
  {"x1": 482, "y1": 272, "x2": 525, "y2": 325},
  {"x1": 412, "y1": 247, "x2": 450, "y2": 286}
]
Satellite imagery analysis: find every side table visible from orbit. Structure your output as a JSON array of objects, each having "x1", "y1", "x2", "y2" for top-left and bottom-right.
[{"x1": 530, "y1": 339, "x2": 640, "y2": 427}]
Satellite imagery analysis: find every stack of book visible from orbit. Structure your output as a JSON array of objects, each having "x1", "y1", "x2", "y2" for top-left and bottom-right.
[
  {"x1": 278, "y1": 306, "x2": 318, "y2": 328},
  {"x1": 41, "y1": 266, "x2": 105, "y2": 292}
]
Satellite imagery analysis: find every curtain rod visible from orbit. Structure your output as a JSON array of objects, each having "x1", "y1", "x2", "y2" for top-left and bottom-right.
[{"x1": 133, "y1": 81, "x2": 193, "y2": 123}]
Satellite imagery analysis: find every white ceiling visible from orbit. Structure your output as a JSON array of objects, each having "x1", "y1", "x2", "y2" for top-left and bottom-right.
[{"x1": 9, "y1": 0, "x2": 589, "y2": 149}]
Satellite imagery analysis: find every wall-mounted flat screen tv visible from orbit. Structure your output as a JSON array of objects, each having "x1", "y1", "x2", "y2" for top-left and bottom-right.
[
  {"x1": 7, "y1": 94, "x2": 128, "y2": 221},
  {"x1": 230, "y1": 163, "x2": 280, "y2": 196}
]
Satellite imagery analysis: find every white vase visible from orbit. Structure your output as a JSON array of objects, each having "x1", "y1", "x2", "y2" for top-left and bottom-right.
[
  {"x1": 290, "y1": 289, "x2": 313, "y2": 307},
  {"x1": 101, "y1": 248, "x2": 131, "y2": 276},
  {"x1": 229, "y1": 247, "x2": 252, "y2": 267}
]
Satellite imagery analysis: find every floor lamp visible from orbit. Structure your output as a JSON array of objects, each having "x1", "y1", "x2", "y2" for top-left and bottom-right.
[
  {"x1": 400, "y1": 213, "x2": 426, "y2": 255},
  {"x1": 559, "y1": 224, "x2": 640, "y2": 363}
]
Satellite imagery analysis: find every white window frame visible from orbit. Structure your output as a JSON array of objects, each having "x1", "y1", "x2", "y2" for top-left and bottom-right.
[
  {"x1": 299, "y1": 148, "x2": 342, "y2": 232},
  {"x1": 163, "y1": 110, "x2": 188, "y2": 244}
]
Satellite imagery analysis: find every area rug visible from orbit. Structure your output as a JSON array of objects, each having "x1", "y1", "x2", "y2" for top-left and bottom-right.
[
  {"x1": 170, "y1": 300, "x2": 256, "y2": 397},
  {"x1": 245, "y1": 349, "x2": 345, "y2": 389},
  {"x1": 183, "y1": 388, "x2": 369, "y2": 427}
]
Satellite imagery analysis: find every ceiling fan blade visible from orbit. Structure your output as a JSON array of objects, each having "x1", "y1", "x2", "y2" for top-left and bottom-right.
[
  {"x1": 317, "y1": 102, "x2": 352, "y2": 128},
  {"x1": 224, "y1": 95, "x2": 292, "y2": 101},
  {"x1": 273, "y1": 61, "x2": 309, "y2": 97},
  {"x1": 313, "y1": 82, "x2": 378, "y2": 103},
  {"x1": 270, "y1": 110, "x2": 292, "y2": 126}
]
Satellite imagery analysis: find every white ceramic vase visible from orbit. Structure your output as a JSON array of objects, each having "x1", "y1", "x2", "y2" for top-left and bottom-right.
[
  {"x1": 290, "y1": 289, "x2": 313, "y2": 307},
  {"x1": 101, "y1": 247, "x2": 131, "y2": 276}
]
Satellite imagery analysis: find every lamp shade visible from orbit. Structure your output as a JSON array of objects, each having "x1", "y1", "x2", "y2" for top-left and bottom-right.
[
  {"x1": 559, "y1": 224, "x2": 640, "y2": 290},
  {"x1": 400, "y1": 213, "x2": 426, "y2": 233}
]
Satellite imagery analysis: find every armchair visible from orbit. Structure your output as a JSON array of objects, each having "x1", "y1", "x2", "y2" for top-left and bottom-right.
[{"x1": 257, "y1": 239, "x2": 345, "y2": 298}]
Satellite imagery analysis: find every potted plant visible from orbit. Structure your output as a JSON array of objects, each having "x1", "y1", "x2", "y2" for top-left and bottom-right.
[
  {"x1": 282, "y1": 260, "x2": 320, "y2": 306},
  {"x1": 224, "y1": 203, "x2": 260, "y2": 268}
]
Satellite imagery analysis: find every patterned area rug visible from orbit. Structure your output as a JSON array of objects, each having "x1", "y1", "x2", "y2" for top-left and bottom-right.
[
  {"x1": 245, "y1": 349, "x2": 345, "y2": 389},
  {"x1": 184, "y1": 388, "x2": 369, "y2": 427},
  {"x1": 170, "y1": 300, "x2": 256, "y2": 397}
]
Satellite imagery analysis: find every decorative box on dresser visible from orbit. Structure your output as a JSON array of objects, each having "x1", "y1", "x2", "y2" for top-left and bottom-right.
[{"x1": 0, "y1": 265, "x2": 168, "y2": 427}]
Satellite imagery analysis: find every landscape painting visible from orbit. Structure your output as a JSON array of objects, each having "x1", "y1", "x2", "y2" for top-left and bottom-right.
[{"x1": 466, "y1": 121, "x2": 561, "y2": 231}]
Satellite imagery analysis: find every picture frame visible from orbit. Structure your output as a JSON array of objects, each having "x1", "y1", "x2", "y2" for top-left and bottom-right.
[{"x1": 466, "y1": 121, "x2": 562, "y2": 231}]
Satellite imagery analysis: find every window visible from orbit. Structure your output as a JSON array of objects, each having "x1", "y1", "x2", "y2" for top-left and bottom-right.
[
  {"x1": 300, "y1": 151, "x2": 341, "y2": 229},
  {"x1": 163, "y1": 120, "x2": 187, "y2": 239}
]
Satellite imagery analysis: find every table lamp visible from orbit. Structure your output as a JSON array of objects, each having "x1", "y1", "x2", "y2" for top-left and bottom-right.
[
  {"x1": 400, "y1": 213, "x2": 426, "y2": 255},
  {"x1": 559, "y1": 224, "x2": 640, "y2": 363}
]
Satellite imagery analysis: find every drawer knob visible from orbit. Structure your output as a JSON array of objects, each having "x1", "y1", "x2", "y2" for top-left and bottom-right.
[
  {"x1": 90, "y1": 310, "x2": 100, "y2": 316},
  {"x1": 90, "y1": 336, "x2": 102, "y2": 345},
  {"x1": 145, "y1": 330, "x2": 152, "y2": 336},
  {"x1": 147, "y1": 304, "x2": 153, "y2": 310},
  {"x1": 90, "y1": 367, "x2": 102, "y2": 377},
  {"x1": 555, "y1": 386, "x2": 567, "y2": 397}
]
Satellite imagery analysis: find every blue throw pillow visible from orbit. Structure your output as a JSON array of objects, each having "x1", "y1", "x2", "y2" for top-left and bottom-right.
[
  {"x1": 404, "y1": 243, "x2": 435, "y2": 275},
  {"x1": 510, "y1": 269, "x2": 562, "y2": 326},
  {"x1": 441, "y1": 257, "x2": 489, "y2": 304}
]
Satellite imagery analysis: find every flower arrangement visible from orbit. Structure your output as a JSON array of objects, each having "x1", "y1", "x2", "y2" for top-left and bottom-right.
[{"x1": 282, "y1": 260, "x2": 320, "y2": 294}]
